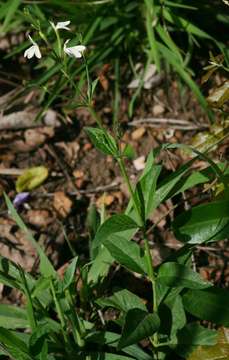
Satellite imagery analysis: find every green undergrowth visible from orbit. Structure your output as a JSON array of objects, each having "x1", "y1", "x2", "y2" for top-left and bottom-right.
[
  {"x1": 0, "y1": 0, "x2": 229, "y2": 117},
  {"x1": 0, "y1": 1, "x2": 229, "y2": 359}
]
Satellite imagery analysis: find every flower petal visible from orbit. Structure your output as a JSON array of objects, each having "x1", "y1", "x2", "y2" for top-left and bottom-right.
[
  {"x1": 34, "y1": 45, "x2": 42, "y2": 59},
  {"x1": 24, "y1": 45, "x2": 35, "y2": 59},
  {"x1": 56, "y1": 21, "x2": 71, "y2": 30},
  {"x1": 13, "y1": 192, "x2": 30, "y2": 208},
  {"x1": 64, "y1": 44, "x2": 86, "y2": 58}
]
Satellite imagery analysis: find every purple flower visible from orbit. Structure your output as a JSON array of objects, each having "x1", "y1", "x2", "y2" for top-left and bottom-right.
[{"x1": 13, "y1": 192, "x2": 30, "y2": 208}]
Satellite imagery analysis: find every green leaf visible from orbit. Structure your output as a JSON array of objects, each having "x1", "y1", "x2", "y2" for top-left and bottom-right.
[
  {"x1": 88, "y1": 214, "x2": 139, "y2": 282},
  {"x1": 29, "y1": 322, "x2": 59, "y2": 352},
  {"x1": 86, "y1": 331, "x2": 152, "y2": 360},
  {"x1": 0, "y1": 327, "x2": 32, "y2": 360},
  {"x1": 140, "y1": 151, "x2": 162, "y2": 217},
  {"x1": 4, "y1": 194, "x2": 56, "y2": 278},
  {"x1": 92, "y1": 214, "x2": 139, "y2": 256},
  {"x1": 102, "y1": 234, "x2": 147, "y2": 274},
  {"x1": 187, "y1": 328, "x2": 229, "y2": 360},
  {"x1": 122, "y1": 143, "x2": 136, "y2": 160},
  {"x1": 89, "y1": 148, "x2": 193, "y2": 284},
  {"x1": 126, "y1": 151, "x2": 162, "y2": 219},
  {"x1": 177, "y1": 323, "x2": 218, "y2": 346},
  {"x1": 0, "y1": 304, "x2": 29, "y2": 329},
  {"x1": 88, "y1": 247, "x2": 113, "y2": 284},
  {"x1": 156, "y1": 23, "x2": 183, "y2": 63},
  {"x1": 183, "y1": 287, "x2": 229, "y2": 326},
  {"x1": 0, "y1": 0, "x2": 21, "y2": 34},
  {"x1": 153, "y1": 149, "x2": 195, "y2": 209},
  {"x1": 16, "y1": 166, "x2": 48, "y2": 192},
  {"x1": 85, "y1": 127, "x2": 118, "y2": 157},
  {"x1": 173, "y1": 199, "x2": 229, "y2": 244},
  {"x1": 0, "y1": 268, "x2": 21, "y2": 290},
  {"x1": 30, "y1": 277, "x2": 53, "y2": 310},
  {"x1": 0, "y1": 256, "x2": 47, "y2": 304},
  {"x1": 170, "y1": 163, "x2": 228, "y2": 197},
  {"x1": 118, "y1": 309, "x2": 160, "y2": 349},
  {"x1": 157, "y1": 262, "x2": 212, "y2": 289},
  {"x1": 158, "y1": 43, "x2": 209, "y2": 113},
  {"x1": 163, "y1": 10, "x2": 212, "y2": 39},
  {"x1": 97, "y1": 289, "x2": 146, "y2": 313},
  {"x1": 62, "y1": 256, "x2": 78, "y2": 290},
  {"x1": 175, "y1": 323, "x2": 217, "y2": 358},
  {"x1": 163, "y1": 295, "x2": 186, "y2": 338}
]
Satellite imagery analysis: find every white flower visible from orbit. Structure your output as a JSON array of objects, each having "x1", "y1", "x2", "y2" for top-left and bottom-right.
[
  {"x1": 64, "y1": 39, "x2": 86, "y2": 59},
  {"x1": 50, "y1": 20, "x2": 71, "y2": 31},
  {"x1": 24, "y1": 35, "x2": 41, "y2": 59}
]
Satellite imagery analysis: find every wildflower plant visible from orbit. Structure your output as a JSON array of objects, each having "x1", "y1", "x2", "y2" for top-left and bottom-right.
[
  {"x1": 24, "y1": 34, "x2": 42, "y2": 59},
  {"x1": 0, "y1": 13, "x2": 229, "y2": 360}
]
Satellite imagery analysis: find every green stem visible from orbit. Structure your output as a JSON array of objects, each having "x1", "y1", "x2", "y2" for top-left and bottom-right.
[
  {"x1": 117, "y1": 157, "x2": 143, "y2": 227},
  {"x1": 83, "y1": 55, "x2": 91, "y2": 102},
  {"x1": 65, "y1": 289, "x2": 85, "y2": 348},
  {"x1": 87, "y1": 106, "x2": 103, "y2": 129},
  {"x1": 55, "y1": 29, "x2": 62, "y2": 58},
  {"x1": 144, "y1": 0, "x2": 160, "y2": 71},
  {"x1": 143, "y1": 231, "x2": 159, "y2": 350},
  {"x1": 50, "y1": 279, "x2": 68, "y2": 345},
  {"x1": 19, "y1": 268, "x2": 37, "y2": 331}
]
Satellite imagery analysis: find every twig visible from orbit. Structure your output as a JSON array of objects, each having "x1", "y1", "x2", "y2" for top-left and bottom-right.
[
  {"x1": 70, "y1": 180, "x2": 120, "y2": 195},
  {"x1": 0, "y1": 168, "x2": 24, "y2": 176},
  {"x1": 129, "y1": 117, "x2": 209, "y2": 130},
  {"x1": 34, "y1": 180, "x2": 121, "y2": 198}
]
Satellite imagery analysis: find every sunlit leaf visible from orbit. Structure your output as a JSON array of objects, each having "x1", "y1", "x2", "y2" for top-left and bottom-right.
[
  {"x1": 187, "y1": 328, "x2": 229, "y2": 360},
  {"x1": 157, "y1": 262, "x2": 212, "y2": 289},
  {"x1": 183, "y1": 287, "x2": 229, "y2": 326},
  {"x1": 16, "y1": 166, "x2": 48, "y2": 192},
  {"x1": 173, "y1": 199, "x2": 229, "y2": 244}
]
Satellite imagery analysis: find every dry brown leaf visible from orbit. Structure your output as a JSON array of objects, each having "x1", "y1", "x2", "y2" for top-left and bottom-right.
[
  {"x1": 53, "y1": 191, "x2": 73, "y2": 218},
  {"x1": 96, "y1": 194, "x2": 115, "y2": 207},
  {"x1": 24, "y1": 127, "x2": 54, "y2": 147},
  {"x1": 26, "y1": 210, "x2": 53, "y2": 227},
  {"x1": 131, "y1": 127, "x2": 146, "y2": 140}
]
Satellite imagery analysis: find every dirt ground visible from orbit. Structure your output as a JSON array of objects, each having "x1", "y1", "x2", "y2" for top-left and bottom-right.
[{"x1": 0, "y1": 52, "x2": 228, "y2": 307}]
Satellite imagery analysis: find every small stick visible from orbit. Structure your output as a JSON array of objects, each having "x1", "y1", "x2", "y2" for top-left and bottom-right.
[
  {"x1": 0, "y1": 168, "x2": 24, "y2": 176},
  {"x1": 129, "y1": 117, "x2": 209, "y2": 130}
]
